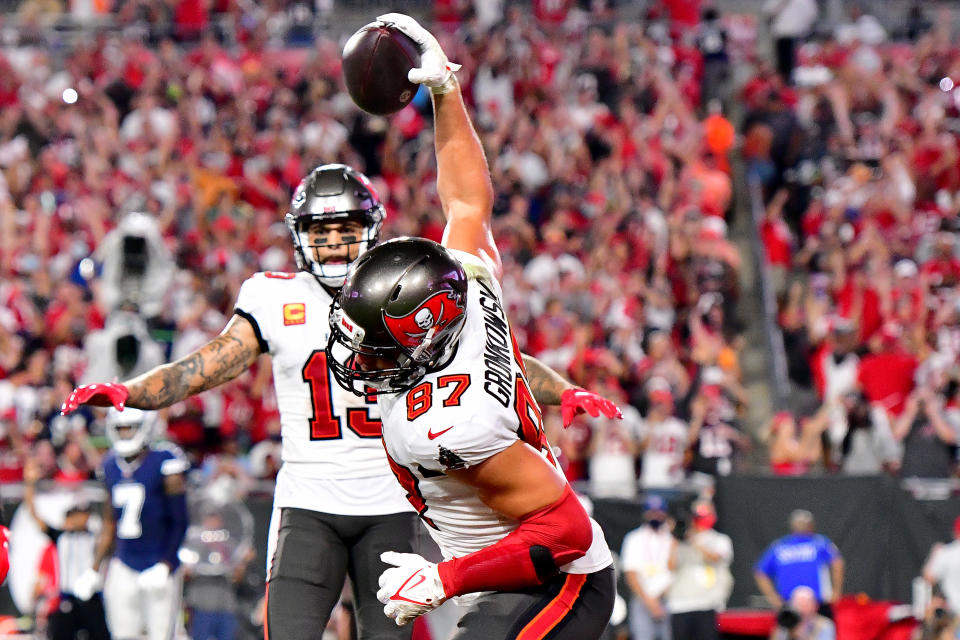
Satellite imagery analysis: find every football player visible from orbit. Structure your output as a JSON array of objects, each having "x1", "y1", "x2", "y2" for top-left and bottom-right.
[
  {"x1": 325, "y1": 14, "x2": 618, "y2": 638},
  {"x1": 60, "y1": 165, "x2": 611, "y2": 640},
  {"x1": 72, "y1": 408, "x2": 189, "y2": 640}
]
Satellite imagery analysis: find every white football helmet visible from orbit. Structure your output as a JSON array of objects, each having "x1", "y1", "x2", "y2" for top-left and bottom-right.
[{"x1": 105, "y1": 408, "x2": 159, "y2": 457}]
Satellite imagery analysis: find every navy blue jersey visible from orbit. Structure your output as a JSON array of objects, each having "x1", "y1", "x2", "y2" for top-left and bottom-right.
[{"x1": 102, "y1": 444, "x2": 190, "y2": 571}]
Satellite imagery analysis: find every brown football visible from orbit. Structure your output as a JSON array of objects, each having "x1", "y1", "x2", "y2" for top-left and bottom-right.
[{"x1": 342, "y1": 24, "x2": 421, "y2": 116}]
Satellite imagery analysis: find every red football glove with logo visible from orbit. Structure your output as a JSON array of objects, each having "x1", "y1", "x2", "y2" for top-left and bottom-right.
[
  {"x1": 560, "y1": 388, "x2": 622, "y2": 428},
  {"x1": 60, "y1": 383, "x2": 130, "y2": 415},
  {"x1": 0, "y1": 526, "x2": 10, "y2": 585}
]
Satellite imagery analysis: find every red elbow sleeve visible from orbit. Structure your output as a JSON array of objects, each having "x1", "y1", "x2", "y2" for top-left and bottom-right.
[{"x1": 438, "y1": 485, "x2": 593, "y2": 597}]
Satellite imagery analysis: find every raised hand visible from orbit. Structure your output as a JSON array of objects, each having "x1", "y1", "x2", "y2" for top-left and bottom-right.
[{"x1": 376, "y1": 13, "x2": 461, "y2": 92}]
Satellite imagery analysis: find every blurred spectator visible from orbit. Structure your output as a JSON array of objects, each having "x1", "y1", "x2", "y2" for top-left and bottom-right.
[
  {"x1": 836, "y1": 391, "x2": 900, "y2": 475},
  {"x1": 754, "y1": 510, "x2": 843, "y2": 615},
  {"x1": 894, "y1": 386, "x2": 959, "y2": 479},
  {"x1": 696, "y1": 8, "x2": 730, "y2": 109},
  {"x1": 923, "y1": 516, "x2": 960, "y2": 619},
  {"x1": 915, "y1": 594, "x2": 959, "y2": 640},
  {"x1": 635, "y1": 331, "x2": 691, "y2": 406},
  {"x1": 199, "y1": 436, "x2": 253, "y2": 504},
  {"x1": 856, "y1": 322, "x2": 917, "y2": 417},
  {"x1": 762, "y1": 0, "x2": 819, "y2": 83},
  {"x1": 639, "y1": 385, "x2": 690, "y2": 491},
  {"x1": 668, "y1": 499, "x2": 733, "y2": 640},
  {"x1": 767, "y1": 409, "x2": 825, "y2": 476},
  {"x1": 812, "y1": 320, "x2": 861, "y2": 459},
  {"x1": 622, "y1": 495, "x2": 677, "y2": 640},
  {"x1": 688, "y1": 368, "x2": 750, "y2": 479},
  {"x1": 585, "y1": 384, "x2": 643, "y2": 499},
  {"x1": 769, "y1": 586, "x2": 835, "y2": 640},
  {"x1": 182, "y1": 507, "x2": 256, "y2": 640},
  {"x1": 902, "y1": 2, "x2": 932, "y2": 42}
]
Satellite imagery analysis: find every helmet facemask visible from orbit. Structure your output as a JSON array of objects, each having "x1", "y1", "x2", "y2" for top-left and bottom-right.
[{"x1": 286, "y1": 213, "x2": 380, "y2": 287}]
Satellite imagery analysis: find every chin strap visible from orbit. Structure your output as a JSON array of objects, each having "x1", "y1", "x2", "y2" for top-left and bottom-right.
[{"x1": 410, "y1": 326, "x2": 437, "y2": 362}]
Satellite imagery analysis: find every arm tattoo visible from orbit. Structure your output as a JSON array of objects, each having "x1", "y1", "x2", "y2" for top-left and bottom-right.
[
  {"x1": 521, "y1": 354, "x2": 573, "y2": 407},
  {"x1": 125, "y1": 328, "x2": 259, "y2": 410}
]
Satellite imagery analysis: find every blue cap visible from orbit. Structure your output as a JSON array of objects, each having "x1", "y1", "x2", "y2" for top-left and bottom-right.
[{"x1": 643, "y1": 495, "x2": 667, "y2": 513}]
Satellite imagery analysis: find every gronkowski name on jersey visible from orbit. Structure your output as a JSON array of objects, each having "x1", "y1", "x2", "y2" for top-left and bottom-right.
[
  {"x1": 378, "y1": 250, "x2": 612, "y2": 576},
  {"x1": 102, "y1": 443, "x2": 189, "y2": 571}
]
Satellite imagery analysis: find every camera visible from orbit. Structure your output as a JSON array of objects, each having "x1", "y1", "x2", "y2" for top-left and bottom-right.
[
  {"x1": 97, "y1": 211, "x2": 174, "y2": 319},
  {"x1": 121, "y1": 234, "x2": 149, "y2": 277},
  {"x1": 776, "y1": 607, "x2": 801, "y2": 630}
]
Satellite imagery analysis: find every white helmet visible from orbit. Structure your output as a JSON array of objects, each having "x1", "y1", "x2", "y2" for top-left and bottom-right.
[{"x1": 105, "y1": 408, "x2": 159, "y2": 457}]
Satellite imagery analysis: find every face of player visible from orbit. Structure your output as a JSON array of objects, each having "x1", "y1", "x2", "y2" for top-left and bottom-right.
[
  {"x1": 354, "y1": 352, "x2": 400, "y2": 372},
  {"x1": 64, "y1": 511, "x2": 90, "y2": 532},
  {"x1": 306, "y1": 220, "x2": 364, "y2": 266}
]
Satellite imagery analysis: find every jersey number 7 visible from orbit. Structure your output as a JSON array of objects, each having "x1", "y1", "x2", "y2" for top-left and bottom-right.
[{"x1": 302, "y1": 351, "x2": 382, "y2": 440}]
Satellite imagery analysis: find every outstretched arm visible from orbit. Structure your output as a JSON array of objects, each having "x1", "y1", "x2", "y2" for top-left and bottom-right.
[
  {"x1": 62, "y1": 315, "x2": 262, "y2": 413},
  {"x1": 378, "y1": 13, "x2": 501, "y2": 279},
  {"x1": 124, "y1": 316, "x2": 261, "y2": 409},
  {"x1": 22, "y1": 460, "x2": 50, "y2": 535},
  {"x1": 433, "y1": 82, "x2": 500, "y2": 278},
  {"x1": 522, "y1": 354, "x2": 574, "y2": 405}
]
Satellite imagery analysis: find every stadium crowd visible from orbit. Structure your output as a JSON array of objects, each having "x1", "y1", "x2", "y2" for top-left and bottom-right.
[
  {"x1": 0, "y1": 0, "x2": 752, "y2": 498},
  {"x1": 0, "y1": 1, "x2": 958, "y2": 639},
  {"x1": 751, "y1": 2, "x2": 960, "y2": 480}
]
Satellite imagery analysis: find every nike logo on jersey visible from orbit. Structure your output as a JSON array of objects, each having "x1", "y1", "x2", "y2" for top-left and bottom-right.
[{"x1": 427, "y1": 426, "x2": 454, "y2": 440}]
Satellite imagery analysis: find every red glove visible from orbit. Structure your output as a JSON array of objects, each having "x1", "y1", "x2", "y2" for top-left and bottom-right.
[
  {"x1": 0, "y1": 526, "x2": 9, "y2": 585},
  {"x1": 560, "y1": 387, "x2": 622, "y2": 428},
  {"x1": 60, "y1": 383, "x2": 130, "y2": 415}
]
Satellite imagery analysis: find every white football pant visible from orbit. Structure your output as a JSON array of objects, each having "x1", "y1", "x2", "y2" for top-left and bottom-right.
[{"x1": 103, "y1": 558, "x2": 182, "y2": 640}]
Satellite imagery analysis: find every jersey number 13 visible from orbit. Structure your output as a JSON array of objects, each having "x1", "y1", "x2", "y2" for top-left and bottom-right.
[{"x1": 302, "y1": 351, "x2": 382, "y2": 440}]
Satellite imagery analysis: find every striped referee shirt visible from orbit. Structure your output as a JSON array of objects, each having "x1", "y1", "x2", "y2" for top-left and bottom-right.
[{"x1": 48, "y1": 528, "x2": 97, "y2": 597}]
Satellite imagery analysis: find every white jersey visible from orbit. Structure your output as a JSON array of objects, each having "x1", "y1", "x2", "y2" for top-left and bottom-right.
[
  {"x1": 234, "y1": 271, "x2": 409, "y2": 516},
  {"x1": 378, "y1": 251, "x2": 612, "y2": 574},
  {"x1": 640, "y1": 416, "x2": 689, "y2": 489}
]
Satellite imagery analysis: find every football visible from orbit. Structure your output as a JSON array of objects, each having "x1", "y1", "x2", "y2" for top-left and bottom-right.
[{"x1": 342, "y1": 23, "x2": 421, "y2": 116}]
